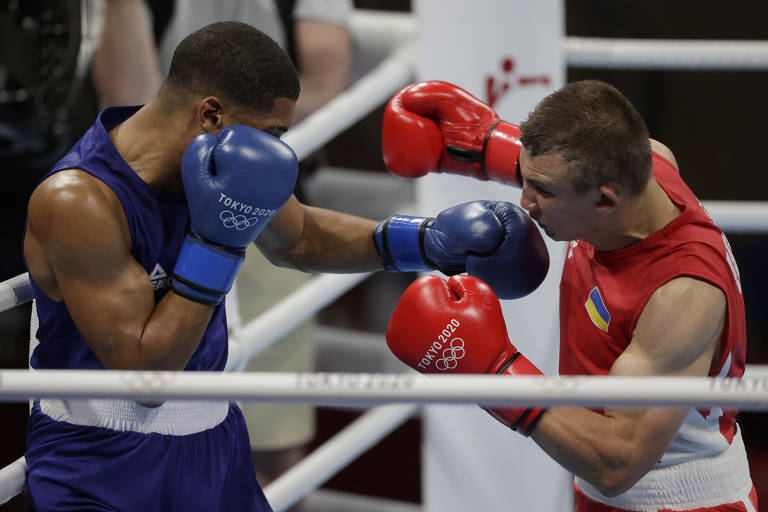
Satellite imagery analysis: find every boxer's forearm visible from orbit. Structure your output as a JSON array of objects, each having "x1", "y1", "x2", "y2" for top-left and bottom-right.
[
  {"x1": 258, "y1": 200, "x2": 382, "y2": 273},
  {"x1": 530, "y1": 406, "x2": 686, "y2": 497},
  {"x1": 119, "y1": 292, "x2": 215, "y2": 371}
]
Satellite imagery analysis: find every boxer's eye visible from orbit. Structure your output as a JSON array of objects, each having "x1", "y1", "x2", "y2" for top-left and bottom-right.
[{"x1": 527, "y1": 179, "x2": 552, "y2": 197}]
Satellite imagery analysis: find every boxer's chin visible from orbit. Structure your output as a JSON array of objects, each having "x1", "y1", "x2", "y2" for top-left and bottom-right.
[{"x1": 537, "y1": 222, "x2": 556, "y2": 240}]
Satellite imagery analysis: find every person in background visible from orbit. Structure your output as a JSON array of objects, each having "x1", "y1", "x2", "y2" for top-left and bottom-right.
[{"x1": 91, "y1": 0, "x2": 163, "y2": 109}]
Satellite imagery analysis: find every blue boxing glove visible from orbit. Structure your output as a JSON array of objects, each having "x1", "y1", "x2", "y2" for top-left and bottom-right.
[
  {"x1": 172, "y1": 125, "x2": 298, "y2": 305},
  {"x1": 373, "y1": 201, "x2": 549, "y2": 299}
]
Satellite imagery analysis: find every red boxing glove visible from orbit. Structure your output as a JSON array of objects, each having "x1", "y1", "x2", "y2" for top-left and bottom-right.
[
  {"x1": 386, "y1": 274, "x2": 546, "y2": 435},
  {"x1": 382, "y1": 81, "x2": 523, "y2": 186}
]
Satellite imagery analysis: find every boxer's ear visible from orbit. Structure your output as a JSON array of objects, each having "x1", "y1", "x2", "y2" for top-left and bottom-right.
[
  {"x1": 197, "y1": 97, "x2": 224, "y2": 133},
  {"x1": 596, "y1": 182, "x2": 622, "y2": 211}
]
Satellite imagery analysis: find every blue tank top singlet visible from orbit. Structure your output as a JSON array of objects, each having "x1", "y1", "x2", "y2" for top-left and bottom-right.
[
  {"x1": 23, "y1": 106, "x2": 272, "y2": 512},
  {"x1": 27, "y1": 106, "x2": 228, "y2": 371}
]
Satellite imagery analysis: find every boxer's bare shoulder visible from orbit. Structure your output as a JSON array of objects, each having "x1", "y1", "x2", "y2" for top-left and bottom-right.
[
  {"x1": 25, "y1": 169, "x2": 131, "y2": 301},
  {"x1": 650, "y1": 139, "x2": 679, "y2": 171}
]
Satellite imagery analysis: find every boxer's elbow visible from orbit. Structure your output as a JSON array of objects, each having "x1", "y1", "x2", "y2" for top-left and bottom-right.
[
  {"x1": 257, "y1": 242, "x2": 309, "y2": 271},
  {"x1": 591, "y1": 473, "x2": 637, "y2": 498},
  {"x1": 587, "y1": 444, "x2": 649, "y2": 497},
  {"x1": 94, "y1": 325, "x2": 196, "y2": 372}
]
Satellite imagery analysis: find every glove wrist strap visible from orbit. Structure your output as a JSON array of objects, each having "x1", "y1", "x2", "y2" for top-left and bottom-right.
[
  {"x1": 484, "y1": 121, "x2": 523, "y2": 187},
  {"x1": 486, "y1": 351, "x2": 547, "y2": 436},
  {"x1": 373, "y1": 216, "x2": 433, "y2": 272},
  {"x1": 171, "y1": 232, "x2": 245, "y2": 305}
]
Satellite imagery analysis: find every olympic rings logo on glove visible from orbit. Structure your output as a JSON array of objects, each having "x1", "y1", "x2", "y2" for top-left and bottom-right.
[
  {"x1": 220, "y1": 210, "x2": 260, "y2": 230},
  {"x1": 435, "y1": 337, "x2": 466, "y2": 371}
]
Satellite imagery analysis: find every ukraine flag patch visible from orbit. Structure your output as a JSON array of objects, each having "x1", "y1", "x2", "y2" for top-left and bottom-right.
[{"x1": 585, "y1": 287, "x2": 611, "y2": 333}]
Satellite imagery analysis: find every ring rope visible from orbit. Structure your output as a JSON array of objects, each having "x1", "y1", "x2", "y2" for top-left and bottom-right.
[
  {"x1": 0, "y1": 456, "x2": 25, "y2": 506},
  {"x1": 226, "y1": 273, "x2": 371, "y2": 371},
  {"x1": 0, "y1": 273, "x2": 32, "y2": 314},
  {"x1": 702, "y1": 201, "x2": 768, "y2": 233},
  {"x1": 565, "y1": 37, "x2": 768, "y2": 70},
  {"x1": 350, "y1": 12, "x2": 768, "y2": 71},
  {"x1": 265, "y1": 403, "x2": 418, "y2": 511},
  {"x1": 0, "y1": 370, "x2": 767, "y2": 410}
]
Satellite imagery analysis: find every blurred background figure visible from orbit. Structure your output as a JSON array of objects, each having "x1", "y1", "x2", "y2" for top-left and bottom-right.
[
  {"x1": 91, "y1": 0, "x2": 162, "y2": 108},
  {"x1": 0, "y1": 0, "x2": 161, "y2": 284},
  {"x1": 158, "y1": 2, "x2": 353, "y2": 509},
  {"x1": 0, "y1": 1, "x2": 162, "y2": 508}
]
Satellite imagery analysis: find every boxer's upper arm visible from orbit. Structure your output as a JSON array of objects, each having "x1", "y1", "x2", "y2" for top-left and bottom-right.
[
  {"x1": 532, "y1": 276, "x2": 726, "y2": 496},
  {"x1": 601, "y1": 276, "x2": 724, "y2": 490},
  {"x1": 26, "y1": 170, "x2": 157, "y2": 368}
]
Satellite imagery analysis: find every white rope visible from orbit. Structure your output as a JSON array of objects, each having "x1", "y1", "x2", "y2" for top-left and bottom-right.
[
  {"x1": 565, "y1": 37, "x2": 768, "y2": 70},
  {"x1": 2, "y1": 369, "x2": 767, "y2": 507},
  {"x1": 0, "y1": 456, "x2": 25, "y2": 505},
  {"x1": 348, "y1": 12, "x2": 768, "y2": 71},
  {"x1": 265, "y1": 403, "x2": 418, "y2": 512},
  {"x1": 1, "y1": 370, "x2": 768, "y2": 410},
  {"x1": 744, "y1": 364, "x2": 768, "y2": 377},
  {"x1": 348, "y1": 9, "x2": 417, "y2": 56},
  {"x1": 225, "y1": 272, "x2": 371, "y2": 371},
  {"x1": 0, "y1": 273, "x2": 32, "y2": 313},
  {"x1": 703, "y1": 201, "x2": 768, "y2": 234}
]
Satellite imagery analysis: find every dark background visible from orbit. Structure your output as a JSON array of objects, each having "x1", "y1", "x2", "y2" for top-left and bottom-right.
[{"x1": 1, "y1": 0, "x2": 766, "y2": 509}]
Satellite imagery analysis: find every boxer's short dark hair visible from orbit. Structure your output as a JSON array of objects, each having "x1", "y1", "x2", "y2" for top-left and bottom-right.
[
  {"x1": 164, "y1": 21, "x2": 299, "y2": 112},
  {"x1": 520, "y1": 80, "x2": 652, "y2": 197}
]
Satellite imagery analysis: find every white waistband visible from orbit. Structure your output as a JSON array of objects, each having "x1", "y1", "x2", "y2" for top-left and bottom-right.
[
  {"x1": 575, "y1": 426, "x2": 754, "y2": 511},
  {"x1": 39, "y1": 398, "x2": 230, "y2": 436}
]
